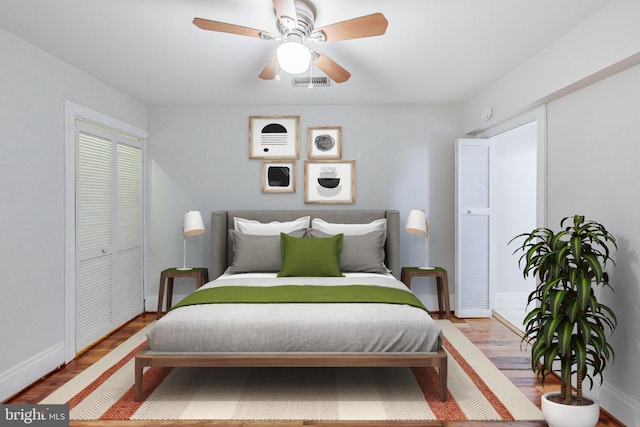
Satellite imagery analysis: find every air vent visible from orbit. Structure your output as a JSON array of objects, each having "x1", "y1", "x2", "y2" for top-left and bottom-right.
[{"x1": 292, "y1": 76, "x2": 330, "y2": 87}]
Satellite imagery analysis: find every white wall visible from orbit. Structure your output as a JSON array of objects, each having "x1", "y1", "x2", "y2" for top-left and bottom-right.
[
  {"x1": 0, "y1": 29, "x2": 148, "y2": 402},
  {"x1": 464, "y1": 0, "x2": 640, "y2": 134},
  {"x1": 0, "y1": 25, "x2": 461, "y2": 403},
  {"x1": 463, "y1": 0, "x2": 640, "y2": 420},
  {"x1": 546, "y1": 64, "x2": 640, "y2": 425},
  {"x1": 146, "y1": 104, "x2": 463, "y2": 310}
]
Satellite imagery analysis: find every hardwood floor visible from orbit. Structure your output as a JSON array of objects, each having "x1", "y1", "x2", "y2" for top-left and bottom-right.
[{"x1": 5, "y1": 312, "x2": 624, "y2": 427}]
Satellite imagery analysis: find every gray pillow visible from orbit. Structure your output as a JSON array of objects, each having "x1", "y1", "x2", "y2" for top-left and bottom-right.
[
  {"x1": 308, "y1": 229, "x2": 390, "y2": 274},
  {"x1": 226, "y1": 229, "x2": 306, "y2": 274}
]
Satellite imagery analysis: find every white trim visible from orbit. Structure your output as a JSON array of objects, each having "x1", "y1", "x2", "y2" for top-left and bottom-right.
[
  {"x1": 476, "y1": 107, "x2": 547, "y2": 323},
  {"x1": 477, "y1": 105, "x2": 547, "y2": 228},
  {"x1": 599, "y1": 382, "x2": 640, "y2": 427},
  {"x1": 145, "y1": 295, "x2": 159, "y2": 313},
  {"x1": 66, "y1": 102, "x2": 148, "y2": 140},
  {"x1": 64, "y1": 101, "x2": 148, "y2": 362},
  {"x1": 40, "y1": 324, "x2": 155, "y2": 404},
  {"x1": 0, "y1": 342, "x2": 65, "y2": 402},
  {"x1": 489, "y1": 140, "x2": 496, "y2": 315}
]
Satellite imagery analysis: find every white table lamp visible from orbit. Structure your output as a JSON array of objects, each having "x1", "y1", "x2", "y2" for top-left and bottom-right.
[
  {"x1": 177, "y1": 210, "x2": 205, "y2": 271},
  {"x1": 405, "y1": 209, "x2": 434, "y2": 270}
]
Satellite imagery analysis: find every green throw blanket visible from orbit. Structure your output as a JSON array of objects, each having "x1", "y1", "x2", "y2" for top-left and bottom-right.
[{"x1": 171, "y1": 285, "x2": 428, "y2": 313}]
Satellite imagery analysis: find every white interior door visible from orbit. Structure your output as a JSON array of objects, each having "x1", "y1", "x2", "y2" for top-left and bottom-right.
[
  {"x1": 75, "y1": 120, "x2": 144, "y2": 352},
  {"x1": 455, "y1": 138, "x2": 492, "y2": 318}
]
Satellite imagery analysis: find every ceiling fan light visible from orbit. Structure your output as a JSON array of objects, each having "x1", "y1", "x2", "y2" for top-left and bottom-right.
[{"x1": 277, "y1": 41, "x2": 311, "y2": 74}]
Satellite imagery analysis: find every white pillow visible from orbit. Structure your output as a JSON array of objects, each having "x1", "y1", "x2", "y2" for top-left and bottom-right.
[
  {"x1": 234, "y1": 216, "x2": 310, "y2": 235},
  {"x1": 311, "y1": 218, "x2": 387, "y2": 236}
]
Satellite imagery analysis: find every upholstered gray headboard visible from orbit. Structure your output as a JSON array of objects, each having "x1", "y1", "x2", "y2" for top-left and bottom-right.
[{"x1": 210, "y1": 210, "x2": 400, "y2": 280}]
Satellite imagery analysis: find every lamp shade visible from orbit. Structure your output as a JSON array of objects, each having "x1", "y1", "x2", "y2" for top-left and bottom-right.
[
  {"x1": 183, "y1": 210, "x2": 205, "y2": 236},
  {"x1": 405, "y1": 209, "x2": 428, "y2": 237},
  {"x1": 277, "y1": 40, "x2": 311, "y2": 74},
  {"x1": 405, "y1": 209, "x2": 433, "y2": 269}
]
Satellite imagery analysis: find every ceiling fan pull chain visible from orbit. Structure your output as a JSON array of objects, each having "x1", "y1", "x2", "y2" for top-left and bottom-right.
[{"x1": 308, "y1": 63, "x2": 314, "y2": 89}]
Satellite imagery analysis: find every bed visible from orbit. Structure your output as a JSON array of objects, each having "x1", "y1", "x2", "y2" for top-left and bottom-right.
[{"x1": 134, "y1": 210, "x2": 447, "y2": 402}]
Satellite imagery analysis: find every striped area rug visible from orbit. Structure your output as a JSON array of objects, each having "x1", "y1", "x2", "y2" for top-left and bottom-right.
[{"x1": 41, "y1": 320, "x2": 543, "y2": 421}]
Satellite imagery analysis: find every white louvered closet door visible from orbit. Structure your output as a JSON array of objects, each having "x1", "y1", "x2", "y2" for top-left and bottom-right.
[
  {"x1": 455, "y1": 138, "x2": 492, "y2": 317},
  {"x1": 76, "y1": 120, "x2": 144, "y2": 352}
]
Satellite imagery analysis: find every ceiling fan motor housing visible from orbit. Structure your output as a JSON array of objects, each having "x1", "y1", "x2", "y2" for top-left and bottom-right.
[{"x1": 277, "y1": 0, "x2": 316, "y2": 39}]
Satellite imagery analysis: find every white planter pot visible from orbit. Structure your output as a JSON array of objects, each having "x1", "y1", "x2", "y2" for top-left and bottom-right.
[{"x1": 541, "y1": 392, "x2": 600, "y2": 427}]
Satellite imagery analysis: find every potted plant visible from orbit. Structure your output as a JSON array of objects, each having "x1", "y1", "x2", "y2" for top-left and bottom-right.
[{"x1": 510, "y1": 215, "x2": 617, "y2": 427}]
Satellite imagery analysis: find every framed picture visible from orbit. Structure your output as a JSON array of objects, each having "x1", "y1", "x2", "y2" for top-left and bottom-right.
[
  {"x1": 262, "y1": 161, "x2": 296, "y2": 193},
  {"x1": 249, "y1": 116, "x2": 299, "y2": 159},
  {"x1": 304, "y1": 160, "x2": 355, "y2": 204},
  {"x1": 308, "y1": 126, "x2": 342, "y2": 159}
]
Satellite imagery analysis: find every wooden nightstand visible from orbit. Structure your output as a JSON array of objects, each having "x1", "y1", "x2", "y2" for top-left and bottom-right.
[
  {"x1": 157, "y1": 267, "x2": 209, "y2": 319},
  {"x1": 401, "y1": 267, "x2": 451, "y2": 320}
]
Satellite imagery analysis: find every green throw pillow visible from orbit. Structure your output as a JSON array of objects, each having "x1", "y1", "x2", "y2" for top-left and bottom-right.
[{"x1": 277, "y1": 233, "x2": 344, "y2": 277}]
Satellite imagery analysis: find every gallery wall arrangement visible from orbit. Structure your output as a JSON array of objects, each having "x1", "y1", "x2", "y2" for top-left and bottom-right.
[{"x1": 249, "y1": 115, "x2": 355, "y2": 204}]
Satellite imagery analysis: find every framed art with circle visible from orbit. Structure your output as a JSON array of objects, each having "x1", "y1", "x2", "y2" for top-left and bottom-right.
[
  {"x1": 308, "y1": 126, "x2": 342, "y2": 159},
  {"x1": 249, "y1": 116, "x2": 300, "y2": 159},
  {"x1": 304, "y1": 160, "x2": 355, "y2": 204}
]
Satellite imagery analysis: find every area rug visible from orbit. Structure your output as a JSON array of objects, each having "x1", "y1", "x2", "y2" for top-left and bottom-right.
[{"x1": 41, "y1": 320, "x2": 543, "y2": 421}]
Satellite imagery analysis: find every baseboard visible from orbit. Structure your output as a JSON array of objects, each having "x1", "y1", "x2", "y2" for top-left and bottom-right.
[
  {"x1": 145, "y1": 295, "x2": 157, "y2": 312},
  {"x1": 599, "y1": 381, "x2": 640, "y2": 426},
  {"x1": 0, "y1": 342, "x2": 65, "y2": 402},
  {"x1": 493, "y1": 311, "x2": 526, "y2": 338}
]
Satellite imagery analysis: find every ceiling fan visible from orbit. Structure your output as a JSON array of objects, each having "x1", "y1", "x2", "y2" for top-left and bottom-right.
[{"x1": 193, "y1": 0, "x2": 388, "y2": 84}]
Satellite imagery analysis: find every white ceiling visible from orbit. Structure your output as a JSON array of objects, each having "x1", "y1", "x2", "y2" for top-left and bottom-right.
[{"x1": 0, "y1": 0, "x2": 613, "y2": 106}]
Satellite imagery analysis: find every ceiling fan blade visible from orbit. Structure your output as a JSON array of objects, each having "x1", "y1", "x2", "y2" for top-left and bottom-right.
[
  {"x1": 259, "y1": 56, "x2": 279, "y2": 80},
  {"x1": 193, "y1": 17, "x2": 273, "y2": 39},
  {"x1": 273, "y1": 0, "x2": 297, "y2": 30},
  {"x1": 312, "y1": 50, "x2": 351, "y2": 83},
  {"x1": 313, "y1": 13, "x2": 388, "y2": 43}
]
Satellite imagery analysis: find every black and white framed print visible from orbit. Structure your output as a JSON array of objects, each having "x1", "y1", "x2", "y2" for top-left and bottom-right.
[
  {"x1": 308, "y1": 126, "x2": 342, "y2": 159},
  {"x1": 262, "y1": 160, "x2": 296, "y2": 193},
  {"x1": 304, "y1": 160, "x2": 355, "y2": 204},
  {"x1": 249, "y1": 116, "x2": 299, "y2": 159}
]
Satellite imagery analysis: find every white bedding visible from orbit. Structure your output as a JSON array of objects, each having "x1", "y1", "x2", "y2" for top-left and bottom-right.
[{"x1": 147, "y1": 273, "x2": 442, "y2": 353}]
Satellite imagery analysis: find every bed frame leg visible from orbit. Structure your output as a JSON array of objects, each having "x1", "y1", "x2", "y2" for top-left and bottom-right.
[
  {"x1": 134, "y1": 357, "x2": 143, "y2": 402},
  {"x1": 439, "y1": 355, "x2": 448, "y2": 402}
]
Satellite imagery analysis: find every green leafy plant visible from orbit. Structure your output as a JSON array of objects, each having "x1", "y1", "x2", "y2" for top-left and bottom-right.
[{"x1": 510, "y1": 215, "x2": 617, "y2": 405}]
